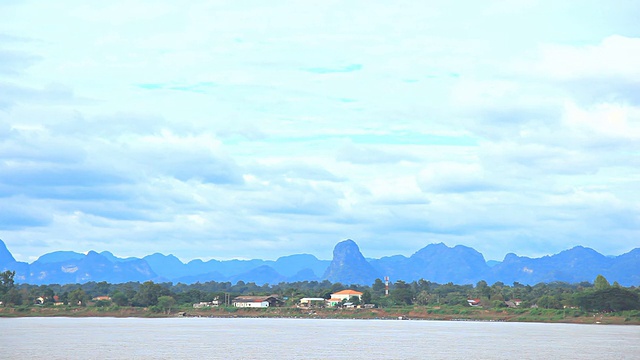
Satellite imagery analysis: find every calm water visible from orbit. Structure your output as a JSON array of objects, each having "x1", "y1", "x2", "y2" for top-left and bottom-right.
[{"x1": 1, "y1": 317, "x2": 638, "y2": 359}]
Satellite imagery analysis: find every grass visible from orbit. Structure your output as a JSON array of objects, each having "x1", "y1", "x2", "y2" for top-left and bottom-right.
[{"x1": 2, "y1": 304, "x2": 639, "y2": 324}]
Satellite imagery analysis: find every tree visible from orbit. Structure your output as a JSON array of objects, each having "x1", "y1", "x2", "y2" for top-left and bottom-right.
[
  {"x1": 574, "y1": 287, "x2": 640, "y2": 312},
  {"x1": 537, "y1": 295, "x2": 562, "y2": 309},
  {"x1": 59, "y1": 292, "x2": 69, "y2": 305},
  {"x1": 157, "y1": 296, "x2": 176, "y2": 314},
  {"x1": 415, "y1": 290, "x2": 431, "y2": 305},
  {"x1": 3, "y1": 288, "x2": 23, "y2": 306},
  {"x1": 94, "y1": 281, "x2": 111, "y2": 296},
  {"x1": 132, "y1": 281, "x2": 170, "y2": 307},
  {"x1": 391, "y1": 280, "x2": 413, "y2": 305},
  {"x1": 0, "y1": 270, "x2": 16, "y2": 304},
  {"x1": 361, "y1": 290, "x2": 372, "y2": 304},
  {"x1": 37, "y1": 286, "x2": 55, "y2": 305},
  {"x1": 372, "y1": 279, "x2": 386, "y2": 297},
  {"x1": 0, "y1": 270, "x2": 15, "y2": 292},
  {"x1": 476, "y1": 280, "x2": 491, "y2": 299},
  {"x1": 416, "y1": 279, "x2": 432, "y2": 293},
  {"x1": 594, "y1": 275, "x2": 610, "y2": 291},
  {"x1": 111, "y1": 291, "x2": 129, "y2": 306},
  {"x1": 68, "y1": 289, "x2": 88, "y2": 306}
]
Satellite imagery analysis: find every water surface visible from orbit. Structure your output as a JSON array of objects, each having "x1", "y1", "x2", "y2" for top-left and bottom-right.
[{"x1": 1, "y1": 317, "x2": 638, "y2": 359}]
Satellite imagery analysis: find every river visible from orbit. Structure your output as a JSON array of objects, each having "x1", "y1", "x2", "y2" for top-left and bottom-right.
[{"x1": 1, "y1": 317, "x2": 638, "y2": 359}]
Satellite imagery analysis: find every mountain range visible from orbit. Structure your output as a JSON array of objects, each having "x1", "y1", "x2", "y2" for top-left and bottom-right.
[{"x1": 1, "y1": 238, "x2": 638, "y2": 286}]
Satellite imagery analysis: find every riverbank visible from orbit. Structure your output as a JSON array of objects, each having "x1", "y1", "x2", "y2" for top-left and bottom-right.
[{"x1": 2, "y1": 305, "x2": 639, "y2": 325}]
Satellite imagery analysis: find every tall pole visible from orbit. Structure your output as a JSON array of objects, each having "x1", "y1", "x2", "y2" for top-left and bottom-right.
[{"x1": 385, "y1": 276, "x2": 389, "y2": 296}]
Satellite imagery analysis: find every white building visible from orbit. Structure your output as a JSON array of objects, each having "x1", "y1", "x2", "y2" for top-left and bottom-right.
[
  {"x1": 327, "y1": 290, "x2": 363, "y2": 307},
  {"x1": 299, "y1": 297, "x2": 326, "y2": 307},
  {"x1": 232, "y1": 295, "x2": 283, "y2": 308}
]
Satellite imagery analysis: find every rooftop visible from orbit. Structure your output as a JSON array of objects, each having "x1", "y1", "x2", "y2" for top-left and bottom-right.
[{"x1": 332, "y1": 290, "x2": 363, "y2": 295}]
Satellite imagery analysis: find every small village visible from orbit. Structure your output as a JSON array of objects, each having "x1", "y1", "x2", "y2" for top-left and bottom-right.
[{"x1": 193, "y1": 289, "x2": 373, "y2": 310}]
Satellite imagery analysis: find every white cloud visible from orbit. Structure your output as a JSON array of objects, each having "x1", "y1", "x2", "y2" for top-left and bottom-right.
[
  {"x1": 418, "y1": 162, "x2": 498, "y2": 193},
  {"x1": 534, "y1": 35, "x2": 640, "y2": 81},
  {"x1": 1, "y1": 1, "x2": 639, "y2": 263}
]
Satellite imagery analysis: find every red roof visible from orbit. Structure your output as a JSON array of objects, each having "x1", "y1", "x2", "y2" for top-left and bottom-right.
[{"x1": 332, "y1": 290, "x2": 363, "y2": 295}]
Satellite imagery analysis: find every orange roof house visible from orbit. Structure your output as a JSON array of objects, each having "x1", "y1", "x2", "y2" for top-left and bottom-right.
[{"x1": 330, "y1": 290, "x2": 363, "y2": 302}]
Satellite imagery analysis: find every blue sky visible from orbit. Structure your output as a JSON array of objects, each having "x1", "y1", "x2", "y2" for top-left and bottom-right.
[{"x1": 1, "y1": 1, "x2": 639, "y2": 263}]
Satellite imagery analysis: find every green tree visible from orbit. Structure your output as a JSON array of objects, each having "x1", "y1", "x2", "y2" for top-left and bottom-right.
[
  {"x1": 537, "y1": 295, "x2": 563, "y2": 309},
  {"x1": 574, "y1": 287, "x2": 640, "y2": 312},
  {"x1": 594, "y1": 275, "x2": 610, "y2": 291},
  {"x1": 0, "y1": 270, "x2": 15, "y2": 292},
  {"x1": 111, "y1": 291, "x2": 129, "y2": 306},
  {"x1": 38, "y1": 286, "x2": 55, "y2": 305},
  {"x1": 132, "y1": 281, "x2": 170, "y2": 307},
  {"x1": 157, "y1": 296, "x2": 176, "y2": 314},
  {"x1": 415, "y1": 290, "x2": 430, "y2": 305},
  {"x1": 68, "y1": 289, "x2": 88, "y2": 306},
  {"x1": 59, "y1": 291, "x2": 69, "y2": 305},
  {"x1": 476, "y1": 280, "x2": 491, "y2": 299},
  {"x1": 3, "y1": 288, "x2": 23, "y2": 306},
  {"x1": 372, "y1": 279, "x2": 386, "y2": 297},
  {"x1": 391, "y1": 280, "x2": 414, "y2": 305},
  {"x1": 361, "y1": 290, "x2": 372, "y2": 304},
  {"x1": 94, "y1": 281, "x2": 111, "y2": 296},
  {"x1": 0, "y1": 270, "x2": 16, "y2": 305}
]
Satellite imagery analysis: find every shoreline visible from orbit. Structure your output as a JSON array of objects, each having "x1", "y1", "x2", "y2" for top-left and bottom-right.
[{"x1": 2, "y1": 306, "x2": 639, "y2": 325}]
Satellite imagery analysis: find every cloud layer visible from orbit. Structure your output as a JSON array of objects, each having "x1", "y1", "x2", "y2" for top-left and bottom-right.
[{"x1": 1, "y1": 1, "x2": 639, "y2": 262}]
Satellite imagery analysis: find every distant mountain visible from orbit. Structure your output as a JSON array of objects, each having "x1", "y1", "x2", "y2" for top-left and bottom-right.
[
  {"x1": 34, "y1": 251, "x2": 85, "y2": 264},
  {"x1": 270, "y1": 254, "x2": 329, "y2": 278},
  {"x1": 323, "y1": 239, "x2": 381, "y2": 285},
  {"x1": 0, "y1": 238, "x2": 638, "y2": 286},
  {"x1": 100, "y1": 251, "x2": 139, "y2": 263},
  {"x1": 486, "y1": 246, "x2": 640, "y2": 286},
  {"x1": 371, "y1": 243, "x2": 489, "y2": 285},
  {"x1": 143, "y1": 253, "x2": 191, "y2": 279},
  {"x1": 0, "y1": 239, "x2": 16, "y2": 266},
  {"x1": 228, "y1": 265, "x2": 287, "y2": 285},
  {"x1": 25, "y1": 250, "x2": 156, "y2": 285},
  {"x1": 609, "y1": 248, "x2": 640, "y2": 285},
  {"x1": 287, "y1": 268, "x2": 320, "y2": 282},
  {"x1": 145, "y1": 253, "x2": 328, "y2": 283}
]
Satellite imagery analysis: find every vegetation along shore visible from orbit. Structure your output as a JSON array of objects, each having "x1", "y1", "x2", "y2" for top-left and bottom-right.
[{"x1": 1, "y1": 271, "x2": 638, "y2": 325}]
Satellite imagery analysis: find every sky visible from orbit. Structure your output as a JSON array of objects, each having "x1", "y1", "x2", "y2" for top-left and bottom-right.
[{"x1": 1, "y1": 1, "x2": 639, "y2": 263}]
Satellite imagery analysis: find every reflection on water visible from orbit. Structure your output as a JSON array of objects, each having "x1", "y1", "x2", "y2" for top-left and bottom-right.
[{"x1": 1, "y1": 317, "x2": 639, "y2": 359}]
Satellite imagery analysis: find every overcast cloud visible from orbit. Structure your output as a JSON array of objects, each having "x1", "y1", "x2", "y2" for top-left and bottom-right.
[{"x1": 1, "y1": 1, "x2": 639, "y2": 263}]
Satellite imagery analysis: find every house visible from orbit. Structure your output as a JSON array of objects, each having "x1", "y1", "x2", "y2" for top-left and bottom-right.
[
  {"x1": 330, "y1": 289, "x2": 363, "y2": 301},
  {"x1": 232, "y1": 295, "x2": 283, "y2": 308},
  {"x1": 298, "y1": 297, "x2": 326, "y2": 307},
  {"x1": 193, "y1": 300, "x2": 219, "y2": 309},
  {"x1": 505, "y1": 299, "x2": 522, "y2": 308},
  {"x1": 467, "y1": 298, "x2": 482, "y2": 307},
  {"x1": 327, "y1": 290, "x2": 363, "y2": 307},
  {"x1": 92, "y1": 296, "x2": 111, "y2": 302}
]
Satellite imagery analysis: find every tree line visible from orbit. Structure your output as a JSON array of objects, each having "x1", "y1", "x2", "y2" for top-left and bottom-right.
[{"x1": 1, "y1": 270, "x2": 638, "y2": 313}]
